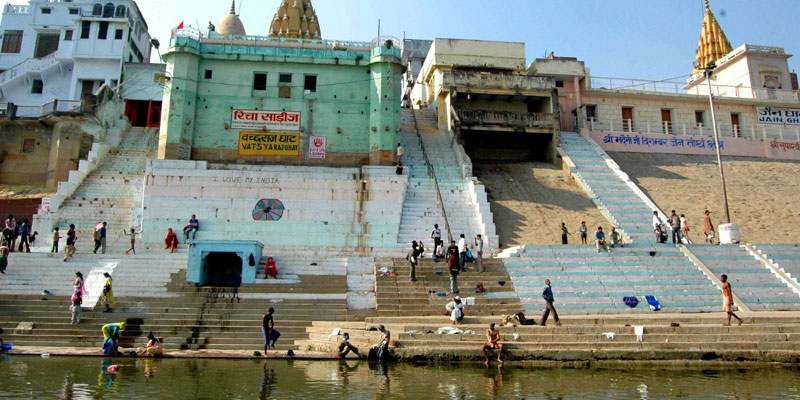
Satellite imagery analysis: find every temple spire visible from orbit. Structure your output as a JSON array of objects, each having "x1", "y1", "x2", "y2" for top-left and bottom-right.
[
  {"x1": 693, "y1": 0, "x2": 733, "y2": 73},
  {"x1": 230, "y1": 0, "x2": 236, "y2": 14},
  {"x1": 269, "y1": 0, "x2": 321, "y2": 39}
]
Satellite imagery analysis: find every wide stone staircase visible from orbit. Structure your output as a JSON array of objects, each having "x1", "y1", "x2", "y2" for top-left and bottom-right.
[
  {"x1": 376, "y1": 256, "x2": 520, "y2": 317},
  {"x1": 299, "y1": 315, "x2": 800, "y2": 362},
  {"x1": 396, "y1": 109, "x2": 490, "y2": 251},
  {"x1": 502, "y1": 244, "x2": 722, "y2": 315},
  {"x1": 54, "y1": 127, "x2": 157, "y2": 253},
  {"x1": 689, "y1": 244, "x2": 800, "y2": 311},
  {"x1": 753, "y1": 244, "x2": 800, "y2": 284},
  {"x1": 0, "y1": 252, "x2": 350, "y2": 352},
  {"x1": 560, "y1": 131, "x2": 666, "y2": 243}
]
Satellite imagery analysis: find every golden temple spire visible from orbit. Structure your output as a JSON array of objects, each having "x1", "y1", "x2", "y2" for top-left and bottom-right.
[
  {"x1": 693, "y1": 0, "x2": 733, "y2": 73},
  {"x1": 269, "y1": 0, "x2": 321, "y2": 39}
]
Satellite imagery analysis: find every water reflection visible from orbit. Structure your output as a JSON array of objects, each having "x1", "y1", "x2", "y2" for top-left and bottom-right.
[{"x1": 1, "y1": 356, "x2": 800, "y2": 399}]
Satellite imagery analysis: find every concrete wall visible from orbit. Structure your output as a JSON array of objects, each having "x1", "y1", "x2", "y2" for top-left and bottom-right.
[
  {"x1": 141, "y1": 161, "x2": 408, "y2": 248},
  {"x1": 0, "y1": 120, "x2": 88, "y2": 187},
  {"x1": 121, "y1": 62, "x2": 165, "y2": 101}
]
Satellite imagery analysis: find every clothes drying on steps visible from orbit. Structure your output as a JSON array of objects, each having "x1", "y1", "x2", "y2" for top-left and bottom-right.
[
  {"x1": 645, "y1": 295, "x2": 661, "y2": 311},
  {"x1": 623, "y1": 296, "x2": 639, "y2": 308}
]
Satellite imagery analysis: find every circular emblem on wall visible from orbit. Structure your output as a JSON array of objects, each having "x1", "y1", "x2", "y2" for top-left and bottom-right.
[{"x1": 252, "y1": 199, "x2": 285, "y2": 221}]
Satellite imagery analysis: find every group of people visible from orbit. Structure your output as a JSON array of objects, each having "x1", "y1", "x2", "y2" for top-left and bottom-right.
[
  {"x1": 163, "y1": 214, "x2": 200, "y2": 253},
  {"x1": 562, "y1": 221, "x2": 622, "y2": 250},
  {"x1": 3, "y1": 215, "x2": 35, "y2": 253}
]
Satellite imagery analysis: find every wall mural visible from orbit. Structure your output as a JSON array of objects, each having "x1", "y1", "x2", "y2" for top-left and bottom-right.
[{"x1": 252, "y1": 199, "x2": 285, "y2": 221}]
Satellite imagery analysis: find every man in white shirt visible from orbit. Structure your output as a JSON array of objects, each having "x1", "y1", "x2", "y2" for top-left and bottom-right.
[
  {"x1": 652, "y1": 211, "x2": 664, "y2": 243},
  {"x1": 396, "y1": 143, "x2": 404, "y2": 162},
  {"x1": 430, "y1": 224, "x2": 442, "y2": 260},
  {"x1": 457, "y1": 234, "x2": 467, "y2": 271}
]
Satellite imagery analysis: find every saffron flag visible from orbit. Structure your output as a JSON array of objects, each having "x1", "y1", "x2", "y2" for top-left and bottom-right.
[{"x1": 177, "y1": 21, "x2": 184, "y2": 30}]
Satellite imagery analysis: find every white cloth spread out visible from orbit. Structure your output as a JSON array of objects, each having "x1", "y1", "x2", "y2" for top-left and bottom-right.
[
  {"x1": 328, "y1": 328, "x2": 341, "y2": 340},
  {"x1": 603, "y1": 332, "x2": 616, "y2": 340},
  {"x1": 436, "y1": 327, "x2": 463, "y2": 335},
  {"x1": 464, "y1": 297, "x2": 476, "y2": 306},
  {"x1": 634, "y1": 326, "x2": 645, "y2": 342}
]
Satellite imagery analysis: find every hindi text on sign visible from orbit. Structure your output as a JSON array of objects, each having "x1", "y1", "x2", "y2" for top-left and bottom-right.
[{"x1": 231, "y1": 109, "x2": 301, "y2": 131}]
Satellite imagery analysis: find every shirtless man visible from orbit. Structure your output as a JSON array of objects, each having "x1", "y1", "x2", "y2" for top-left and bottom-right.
[
  {"x1": 721, "y1": 275, "x2": 743, "y2": 326},
  {"x1": 482, "y1": 322, "x2": 503, "y2": 365},
  {"x1": 379, "y1": 325, "x2": 391, "y2": 345}
]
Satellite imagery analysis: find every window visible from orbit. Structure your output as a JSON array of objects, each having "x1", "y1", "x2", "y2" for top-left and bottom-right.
[
  {"x1": 279, "y1": 86, "x2": 291, "y2": 99},
  {"x1": 253, "y1": 73, "x2": 267, "y2": 91},
  {"x1": 31, "y1": 79, "x2": 43, "y2": 94},
  {"x1": 69, "y1": 8, "x2": 79, "y2": 15},
  {"x1": 21, "y1": 138, "x2": 36, "y2": 154},
  {"x1": 585, "y1": 104, "x2": 597, "y2": 120},
  {"x1": 102, "y1": 3, "x2": 114, "y2": 18},
  {"x1": 115, "y1": 5, "x2": 126, "y2": 18},
  {"x1": 97, "y1": 22, "x2": 109, "y2": 40},
  {"x1": 304, "y1": 75, "x2": 317, "y2": 93},
  {"x1": 92, "y1": 3, "x2": 102, "y2": 16},
  {"x1": 204, "y1": 70, "x2": 213, "y2": 79},
  {"x1": 114, "y1": 29, "x2": 123, "y2": 40},
  {"x1": 41, "y1": 7, "x2": 51, "y2": 14},
  {"x1": 695, "y1": 110, "x2": 705, "y2": 126},
  {"x1": 1, "y1": 30, "x2": 23, "y2": 54},
  {"x1": 80, "y1": 21, "x2": 91, "y2": 39},
  {"x1": 34, "y1": 34, "x2": 59, "y2": 58},
  {"x1": 279, "y1": 73, "x2": 292, "y2": 83},
  {"x1": 555, "y1": 80, "x2": 564, "y2": 88},
  {"x1": 64, "y1": 30, "x2": 73, "y2": 41}
]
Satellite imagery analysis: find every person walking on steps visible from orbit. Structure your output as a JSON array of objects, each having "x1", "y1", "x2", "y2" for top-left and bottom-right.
[
  {"x1": 680, "y1": 214, "x2": 690, "y2": 240},
  {"x1": 652, "y1": 211, "x2": 664, "y2": 243},
  {"x1": 448, "y1": 244, "x2": 460, "y2": 294},
  {"x1": 17, "y1": 219, "x2": 30, "y2": 253},
  {"x1": 431, "y1": 224, "x2": 442, "y2": 260},
  {"x1": 561, "y1": 222, "x2": 571, "y2": 245},
  {"x1": 406, "y1": 241, "x2": 419, "y2": 282},
  {"x1": 474, "y1": 234, "x2": 484, "y2": 273},
  {"x1": 457, "y1": 234, "x2": 467, "y2": 272},
  {"x1": 579, "y1": 221, "x2": 588, "y2": 244},
  {"x1": 704, "y1": 210, "x2": 716, "y2": 244},
  {"x1": 63, "y1": 224, "x2": 77, "y2": 262},
  {"x1": 4, "y1": 215, "x2": 16, "y2": 252},
  {"x1": 670, "y1": 210, "x2": 681, "y2": 244},
  {"x1": 262, "y1": 307, "x2": 280, "y2": 354},
  {"x1": 396, "y1": 142, "x2": 404, "y2": 162},
  {"x1": 100, "y1": 272, "x2": 114, "y2": 312},
  {"x1": 721, "y1": 274, "x2": 743, "y2": 326},
  {"x1": 123, "y1": 228, "x2": 143, "y2": 255},
  {"x1": 0, "y1": 245, "x2": 8, "y2": 274},
  {"x1": 540, "y1": 279, "x2": 561, "y2": 326},
  {"x1": 93, "y1": 222, "x2": 107, "y2": 254}
]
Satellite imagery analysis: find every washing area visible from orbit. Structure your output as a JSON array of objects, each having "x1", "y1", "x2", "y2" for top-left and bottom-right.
[{"x1": 187, "y1": 241, "x2": 264, "y2": 287}]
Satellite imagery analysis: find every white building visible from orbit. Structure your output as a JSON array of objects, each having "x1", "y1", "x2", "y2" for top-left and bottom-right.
[{"x1": 0, "y1": 0, "x2": 152, "y2": 116}]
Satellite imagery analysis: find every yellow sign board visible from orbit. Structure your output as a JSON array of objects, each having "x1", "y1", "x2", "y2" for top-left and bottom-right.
[{"x1": 238, "y1": 132, "x2": 300, "y2": 156}]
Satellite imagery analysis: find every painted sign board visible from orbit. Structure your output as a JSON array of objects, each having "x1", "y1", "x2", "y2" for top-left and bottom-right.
[
  {"x1": 757, "y1": 107, "x2": 800, "y2": 125},
  {"x1": 308, "y1": 136, "x2": 327, "y2": 159},
  {"x1": 238, "y1": 132, "x2": 300, "y2": 156},
  {"x1": 231, "y1": 109, "x2": 301, "y2": 131}
]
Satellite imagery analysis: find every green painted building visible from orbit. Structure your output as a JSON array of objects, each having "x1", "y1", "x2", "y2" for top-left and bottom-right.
[{"x1": 158, "y1": 1, "x2": 402, "y2": 166}]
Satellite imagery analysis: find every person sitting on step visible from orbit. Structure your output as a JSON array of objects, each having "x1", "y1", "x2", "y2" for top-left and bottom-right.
[
  {"x1": 335, "y1": 332, "x2": 364, "y2": 359},
  {"x1": 264, "y1": 257, "x2": 278, "y2": 279},
  {"x1": 164, "y1": 228, "x2": 179, "y2": 253},
  {"x1": 183, "y1": 214, "x2": 199, "y2": 242},
  {"x1": 446, "y1": 296, "x2": 465, "y2": 325}
]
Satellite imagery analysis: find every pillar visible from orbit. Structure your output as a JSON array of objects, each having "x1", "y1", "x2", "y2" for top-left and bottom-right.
[
  {"x1": 158, "y1": 47, "x2": 200, "y2": 160},
  {"x1": 368, "y1": 44, "x2": 402, "y2": 165}
]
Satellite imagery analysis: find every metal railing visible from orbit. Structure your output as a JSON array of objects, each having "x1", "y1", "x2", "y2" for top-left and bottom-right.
[
  {"x1": 586, "y1": 117, "x2": 800, "y2": 141},
  {"x1": 411, "y1": 110, "x2": 453, "y2": 243},
  {"x1": 0, "y1": 100, "x2": 84, "y2": 118},
  {"x1": 457, "y1": 109, "x2": 554, "y2": 129},
  {"x1": 588, "y1": 76, "x2": 800, "y2": 103},
  {"x1": 0, "y1": 52, "x2": 60, "y2": 84}
]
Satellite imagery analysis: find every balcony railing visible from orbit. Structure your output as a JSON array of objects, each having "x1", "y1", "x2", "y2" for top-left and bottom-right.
[
  {"x1": 0, "y1": 100, "x2": 83, "y2": 118},
  {"x1": 441, "y1": 71, "x2": 554, "y2": 92},
  {"x1": 588, "y1": 76, "x2": 800, "y2": 103},
  {"x1": 586, "y1": 117, "x2": 800, "y2": 141},
  {"x1": 3, "y1": 4, "x2": 29, "y2": 14},
  {"x1": 458, "y1": 109, "x2": 554, "y2": 129},
  {"x1": 0, "y1": 52, "x2": 60, "y2": 85}
]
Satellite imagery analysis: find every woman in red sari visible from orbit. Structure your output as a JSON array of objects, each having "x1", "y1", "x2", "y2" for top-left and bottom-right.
[
  {"x1": 164, "y1": 228, "x2": 179, "y2": 252},
  {"x1": 264, "y1": 257, "x2": 278, "y2": 279}
]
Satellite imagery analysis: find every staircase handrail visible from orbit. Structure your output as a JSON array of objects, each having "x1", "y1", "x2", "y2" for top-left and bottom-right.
[{"x1": 411, "y1": 111, "x2": 453, "y2": 243}]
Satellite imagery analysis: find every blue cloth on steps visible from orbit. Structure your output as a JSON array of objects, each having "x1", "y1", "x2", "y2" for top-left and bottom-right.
[
  {"x1": 623, "y1": 296, "x2": 639, "y2": 308},
  {"x1": 645, "y1": 295, "x2": 661, "y2": 311}
]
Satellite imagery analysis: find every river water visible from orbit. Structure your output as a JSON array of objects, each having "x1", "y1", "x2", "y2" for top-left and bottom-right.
[{"x1": 1, "y1": 356, "x2": 799, "y2": 399}]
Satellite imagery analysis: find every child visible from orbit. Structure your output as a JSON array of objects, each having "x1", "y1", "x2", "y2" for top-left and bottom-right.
[
  {"x1": 579, "y1": 221, "x2": 588, "y2": 245},
  {"x1": 560, "y1": 222, "x2": 570, "y2": 245},
  {"x1": 70, "y1": 291, "x2": 82, "y2": 324},
  {"x1": 51, "y1": 227, "x2": 61, "y2": 253},
  {"x1": 123, "y1": 228, "x2": 143, "y2": 255}
]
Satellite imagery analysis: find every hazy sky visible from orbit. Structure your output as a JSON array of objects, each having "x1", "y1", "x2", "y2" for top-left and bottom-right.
[{"x1": 4, "y1": 0, "x2": 798, "y2": 80}]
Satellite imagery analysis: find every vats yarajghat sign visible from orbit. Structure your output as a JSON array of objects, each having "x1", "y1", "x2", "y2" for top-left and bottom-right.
[
  {"x1": 238, "y1": 132, "x2": 300, "y2": 156},
  {"x1": 231, "y1": 109, "x2": 301, "y2": 131}
]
